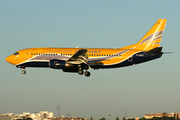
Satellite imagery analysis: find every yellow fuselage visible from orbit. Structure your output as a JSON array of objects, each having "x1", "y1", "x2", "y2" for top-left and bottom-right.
[
  {"x1": 5, "y1": 19, "x2": 167, "y2": 75},
  {"x1": 6, "y1": 47, "x2": 142, "y2": 67}
]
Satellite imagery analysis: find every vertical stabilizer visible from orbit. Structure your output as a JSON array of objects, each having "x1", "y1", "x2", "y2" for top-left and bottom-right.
[
  {"x1": 125, "y1": 19, "x2": 167, "y2": 51},
  {"x1": 137, "y1": 19, "x2": 167, "y2": 50}
]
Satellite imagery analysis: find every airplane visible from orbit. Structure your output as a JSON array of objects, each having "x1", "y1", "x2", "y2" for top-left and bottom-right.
[{"x1": 6, "y1": 19, "x2": 167, "y2": 77}]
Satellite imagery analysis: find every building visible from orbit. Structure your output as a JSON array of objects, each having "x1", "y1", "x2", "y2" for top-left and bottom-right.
[
  {"x1": 49, "y1": 112, "x2": 54, "y2": 118},
  {"x1": 135, "y1": 117, "x2": 139, "y2": 120},
  {"x1": 1, "y1": 111, "x2": 54, "y2": 120},
  {"x1": 144, "y1": 110, "x2": 180, "y2": 119},
  {"x1": 56, "y1": 115, "x2": 83, "y2": 120},
  {"x1": 5, "y1": 113, "x2": 14, "y2": 116}
]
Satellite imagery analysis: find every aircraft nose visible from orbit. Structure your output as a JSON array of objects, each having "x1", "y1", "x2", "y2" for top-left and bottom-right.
[
  {"x1": 5, "y1": 55, "x2": 14, "y2": 64},
  {"x1": 5, "y1": 56, "x2": 10, "y2": 62}
]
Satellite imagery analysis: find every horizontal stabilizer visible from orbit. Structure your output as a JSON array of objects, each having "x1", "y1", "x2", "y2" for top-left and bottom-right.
[{"x1": 163, "y1": 52, "x2": 174, "y2": 54}]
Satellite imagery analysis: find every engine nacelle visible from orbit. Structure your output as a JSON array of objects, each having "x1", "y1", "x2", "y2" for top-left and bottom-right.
[
  {"x1": 49, "y1": 59, "x2": 78, "y2": 69},
  {"x1": 49, "y1": 59, "x2": 67, "y2": 69}
]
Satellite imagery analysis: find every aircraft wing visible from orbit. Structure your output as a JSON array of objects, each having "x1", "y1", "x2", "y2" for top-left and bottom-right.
[
  {"x1": 67, "y1": 49, "x2": 110, "y2": 66},
  {"x1": 67, "y1": 49, "x2": 88, "y2": 65}
]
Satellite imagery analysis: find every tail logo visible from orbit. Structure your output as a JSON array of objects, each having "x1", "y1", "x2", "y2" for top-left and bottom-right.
[{"x1": 140, "y1": 30, "x2": 164, "y2": 45}]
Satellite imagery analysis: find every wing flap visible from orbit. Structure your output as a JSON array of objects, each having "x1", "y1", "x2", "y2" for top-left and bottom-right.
[{"x1": 67, "y1": 49, "x2": 88, "y2": 64}]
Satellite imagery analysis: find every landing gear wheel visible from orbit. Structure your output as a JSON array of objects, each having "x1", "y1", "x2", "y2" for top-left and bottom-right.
[
  {"x1": 78, "y1": 70, "x2": 84, "y2": 75},
  {"x1": 84, "y1": 71, "x2": 90, "y2": 77},
  {"x1": 84, "y1": 65, "x2": 89, "y2": 70},
  {"x1": 22, "y1": 70, "x2": 26, "y2": 74}
]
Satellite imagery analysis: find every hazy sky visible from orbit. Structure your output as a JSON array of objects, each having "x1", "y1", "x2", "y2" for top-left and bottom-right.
[{"x1": 0, "y1": 0, "x2": 180, "y2": 119}]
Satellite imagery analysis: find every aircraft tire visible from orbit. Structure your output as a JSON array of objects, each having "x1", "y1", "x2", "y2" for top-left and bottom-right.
[
  {"x1": 78, "y1": 70, "x2": 84, "y2": 75},
  {"x1": 84, "y1": 65, "x2": 89, "y2": 70},
  {"x1": 84, "y1": 71, "x2": 90, "y2": 77},
  {"x1": 22, "y1": 70, "x2": 26, "y2": 74}
]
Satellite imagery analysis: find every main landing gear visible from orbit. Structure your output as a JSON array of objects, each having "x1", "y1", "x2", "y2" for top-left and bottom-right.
[
  {"x1": 84, "y1": 71, "x2": 90, "y2": 77},
  {"x1": 78, "y1": 68, "x2": 90, "y2": 77},
  {"x1": 78, "y1": 69, "x2": 84, "y2": 75}
]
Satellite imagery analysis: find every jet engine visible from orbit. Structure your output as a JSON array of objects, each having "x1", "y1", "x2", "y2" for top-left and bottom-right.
[
  {"x1": 49, "y1": 59, "x2": 78, "y2": 69},
  {"x1": 49, "y1": 59, "x2": 67, "y2": 69}
]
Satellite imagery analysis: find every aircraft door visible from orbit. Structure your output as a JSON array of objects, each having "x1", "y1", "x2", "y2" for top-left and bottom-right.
[
  {"x1": 25, "y1": 50, "x2": 30, "y2": 60},
  {"x1": 128, "y1": 51, "x2": 133, "y2": 62}
]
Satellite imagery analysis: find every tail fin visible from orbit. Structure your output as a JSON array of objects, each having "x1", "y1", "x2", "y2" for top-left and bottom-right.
[{"x1": 126, "y1": 19, "x2": 167, "y2": 51}]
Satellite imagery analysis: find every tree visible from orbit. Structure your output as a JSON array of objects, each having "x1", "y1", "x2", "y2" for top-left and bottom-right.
[
  {"x1": 129, "y1": 118, "x2": 135, "y2": 120},
  {"x1": 153, "y1": 117, "x2": 161, "y2": 120},
  {"x1": 123, "y1": 117, "x2": 126, "y2": 120},
  {"x1": 177, "y1": 112, "x2": 179, "y2": 120},
  {"x1": 100, "y1": 117, "x2": 106, "y2": 120},
  {"x1": 26, "y1": 118, "x2": 33, "y2": 120},
  {"x1": 90, "y1": 117, "x2": 94, "y2": 120},
  {"x1": 161, "y1": 116, "x2": 169, "y2": 120},
  {"x1": 116, "y1": 117, "x2": 119, "y2": 120},
  {"x1": 174, "y1": 112, "x2": 176, "y2": 120},
  {"x1": 18, "y1": 118, "x2": 32, "y2": 120},
  {"x1": 139, "y1": 117, "x2": 146, "y2": 120}
]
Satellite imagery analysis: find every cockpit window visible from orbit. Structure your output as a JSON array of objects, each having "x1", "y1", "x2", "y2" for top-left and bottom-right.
[{"x1": 13, "y1": 52, "x2": 19, "y2": 55}]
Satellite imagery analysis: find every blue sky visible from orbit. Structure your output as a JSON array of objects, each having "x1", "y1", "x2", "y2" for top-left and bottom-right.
[{"x1": 0, "y1": 0, "x2": 180, "y2": 119}]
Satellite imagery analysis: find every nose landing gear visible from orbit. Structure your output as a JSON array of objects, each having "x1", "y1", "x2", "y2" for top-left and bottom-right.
[
  {"x1": 22, "y1": 70, "x2": 26, "y2": 74},
  {"x1": 16, "y1": 66, "x2": 26, "y2": 74}
]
